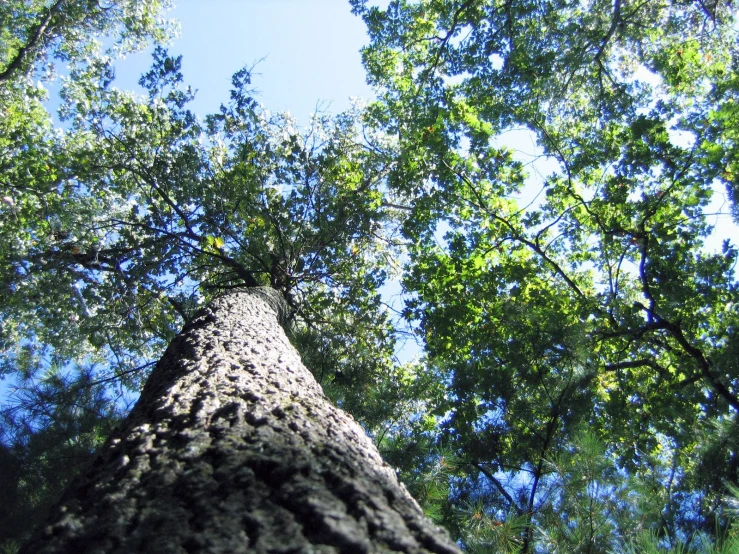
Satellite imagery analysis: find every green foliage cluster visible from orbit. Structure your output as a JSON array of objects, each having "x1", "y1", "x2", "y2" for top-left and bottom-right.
[
  {"x1": 350, "y1": 0, "x2": 739, "y2": 551},
  {"x1": 1, "y1": 0, "x2": 739, "y2": 553}
]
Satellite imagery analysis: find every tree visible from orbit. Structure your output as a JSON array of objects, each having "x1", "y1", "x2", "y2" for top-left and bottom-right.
[
  {"x1": 19, "y1": 288, "x2": 460, "y2": 553},
  {"x1": 7, "y1": 0, "x2": 739, "y2": 551},
  {"x1": 0, "y1": 0, "x2": 177, "y2": 400},
  {"x1": 1, "y1": 3, "x2": 425, "y2": 548},
  {"x1": 352, "y1": 0, "x2": 739, "y2": 550},
  {"x1": 1, "y1": 43, "x2": 399, "y2": 395},
  {"x1": 1, "y1": 64, "x2": 410, "y2": 552}
]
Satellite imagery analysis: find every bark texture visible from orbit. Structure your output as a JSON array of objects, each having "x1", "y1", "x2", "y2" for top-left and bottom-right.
[{"x1": 22, "y1": 288, "x2": 461, "y2": 553}]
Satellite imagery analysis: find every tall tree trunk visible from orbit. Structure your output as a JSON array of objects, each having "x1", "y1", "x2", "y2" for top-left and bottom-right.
[{"x1": 21, "y1": 288, "x2": 460, "y2": 553}]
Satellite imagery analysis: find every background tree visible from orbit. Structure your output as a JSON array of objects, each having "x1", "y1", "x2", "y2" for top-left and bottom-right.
[
  {"x1": 0, "y1": 0, "x2": 174, "y2": 85},
  {"x1": 352, "y1": 0, "x2": 739, "y2": 550},
  {"x1": 1, "y1": 2, "x2": 175, "y2": 548}
]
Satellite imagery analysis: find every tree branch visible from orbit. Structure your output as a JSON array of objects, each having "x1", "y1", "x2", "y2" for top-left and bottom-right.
[
  {"x1": 445, "y1": 160, "x2": 587, "y2": 299},
  {"x1": 593, "y1": 0, "x2": 622, "y2": 67},
  {"x1": 472, "y1": 462, "x2": 523, "y2": 515},
  {"x1": 110, "y1": 218, "x2": 261, "y2": 287},
  {"x1": 418, "y1": 0, "x2": 476, "y2": 88},
  {"x1": 627, "y1": 303, "x2": 739, "y2": 411},
  {"x1": 604, "y1": 358, "x2": 667, "y2": 374},
  {"x1": 0, "y1": 0, "x2": 67, "y2": 85}
]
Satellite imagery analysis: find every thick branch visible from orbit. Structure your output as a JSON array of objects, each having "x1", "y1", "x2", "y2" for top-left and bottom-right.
[
  {"x1": 624, "y1": 304, "x2": 739, "y2": 411},
  {"x1": 0, "y1": 0, "x2": 66, "y2": 85},
  {"x1": 604, "y1": 358, "x2": 668, "y2": 375},
  {"x1": 593, "y1": 0, "x2": 622, "y2": 66},
  {"x1": 655, "y1": 315, "x2": 739, "y2": 411}
]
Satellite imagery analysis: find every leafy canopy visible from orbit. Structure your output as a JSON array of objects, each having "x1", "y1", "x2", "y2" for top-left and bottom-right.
[{"x1": 352, "y1": 0, "x2": 739, "y2": 550}]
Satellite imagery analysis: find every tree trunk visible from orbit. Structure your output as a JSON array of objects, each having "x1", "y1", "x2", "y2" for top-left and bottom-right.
[{"x1": 21, "y1": 288, "x2": 460, "y2": 554}]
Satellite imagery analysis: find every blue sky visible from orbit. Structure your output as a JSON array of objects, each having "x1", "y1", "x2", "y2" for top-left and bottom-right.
[{"x1": 116, "y1": 0, "x2": 374, "y2": 123}]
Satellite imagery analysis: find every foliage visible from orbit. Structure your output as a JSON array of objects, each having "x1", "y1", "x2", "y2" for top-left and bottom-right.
[
  {"x1": 352, "y1": 0, "x2": 739, "y2": 550},
  {"x1": 0, "y1": 0, "x2": 176, "y2": 85},
  {"x1": 0, "y1": 363, "x2": 125, "y2": 549},
  {"x1": 0, "y1": 1, "x2": 176, "y2": 548}
]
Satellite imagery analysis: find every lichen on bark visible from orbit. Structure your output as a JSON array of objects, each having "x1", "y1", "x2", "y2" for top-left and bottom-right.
[{"x1": 21, "y1": 288, "x2": 461, "y2": 554}]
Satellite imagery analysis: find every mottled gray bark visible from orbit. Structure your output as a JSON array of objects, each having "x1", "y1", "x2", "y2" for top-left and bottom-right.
[{"x1": 21, "y1": 288, "x2": 461, "y2": 553}]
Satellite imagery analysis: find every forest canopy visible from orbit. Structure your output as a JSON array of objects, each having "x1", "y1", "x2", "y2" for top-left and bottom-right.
[{"x1": 1, "y1": 0, "x2": 739, "y2": 552}]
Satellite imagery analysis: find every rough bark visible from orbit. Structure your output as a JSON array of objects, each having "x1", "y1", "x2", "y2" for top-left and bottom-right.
[{"x1": 21, "y1": 288, "x2": 460, "y2": 554}]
